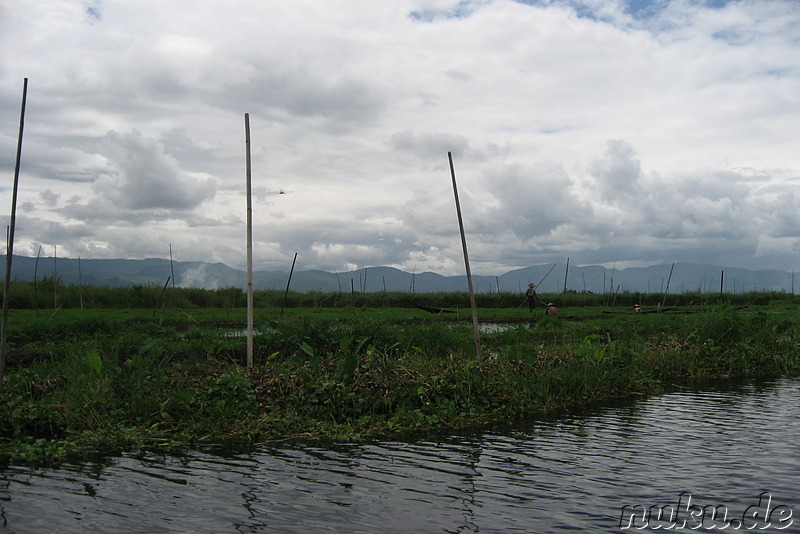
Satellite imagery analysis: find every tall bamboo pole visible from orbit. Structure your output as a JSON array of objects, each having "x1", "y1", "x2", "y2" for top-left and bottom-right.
[
  {"x1": 448, "y1": 152, "x2": 481, "y2": 358},
  {"x1": 1, "y1": 78, "x2": 28, "y2": 381},
  {"x1": 244, "y1": 113, "x2": 254, "y2": 368}
]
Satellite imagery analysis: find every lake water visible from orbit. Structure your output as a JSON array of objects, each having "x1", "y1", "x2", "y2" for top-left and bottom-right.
[{"x1": 1, "y1": 377, "x2": 798, "y2": 533}]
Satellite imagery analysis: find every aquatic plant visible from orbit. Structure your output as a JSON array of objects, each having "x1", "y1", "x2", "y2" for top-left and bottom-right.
[{"x1": 0, "y1": 301, "x2": 797, "y2": 464}]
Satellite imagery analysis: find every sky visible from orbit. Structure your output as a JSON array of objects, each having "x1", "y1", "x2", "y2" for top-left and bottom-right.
[{"x1": 1, "y1": 0, "x2": 798, "y2": 277}]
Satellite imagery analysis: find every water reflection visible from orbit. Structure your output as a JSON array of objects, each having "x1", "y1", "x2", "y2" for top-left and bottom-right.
[{"x1": 1, "y1": 378, "x2": 798, "y2": 533}]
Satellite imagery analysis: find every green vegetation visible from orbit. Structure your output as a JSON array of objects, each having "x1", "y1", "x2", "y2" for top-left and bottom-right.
[{"x1": 1, "y1": 281, "x2": 798, "y2": 465}]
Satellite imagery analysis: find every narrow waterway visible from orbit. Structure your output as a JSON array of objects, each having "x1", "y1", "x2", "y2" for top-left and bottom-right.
[{"x1": 1, "y1": 378, "x2": 798, "y2": 533}]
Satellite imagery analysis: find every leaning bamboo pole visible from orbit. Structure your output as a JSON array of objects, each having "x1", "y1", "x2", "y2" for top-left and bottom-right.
[
  {"x1": 447, "y1": 152, "x2": 481, "y2": 359},
  {"x1": 0, "y1": 78, "x2": 28, "y2": 381},
  {"x1": 244, "y1": 113, "x2": 254, "y2": 368},
  {"x1": 280, "y1": 252, "x2": 297, "y2": 319},
  {"x1": 661, "y1": 262, "x2": 675, "y2": 308}
]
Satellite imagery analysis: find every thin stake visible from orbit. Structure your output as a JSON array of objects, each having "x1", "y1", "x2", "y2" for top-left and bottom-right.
[
  {"x1": 661, "y1": 262, "x2": 675, "y2": 308},
  {"x1": 1, "y1": 78, "x2": 28, "y2": 381},
  {"x1": 244, "y1": 113, "x2": 254, "y2": 368},
  {"x1": 448, "y1": 152, "x2": 481, "y2": 359},
  {"x1": 78, "y1": 257, "x2": 83, "y2": 310},
  {"x1": 153, "y1": 276, "x2": 171, "y2": 316},
  {"x1": 169, "y1": 244, "x2": 176, "y2": 307},
  {"x1": 53, "y1": 245, "x2": 57, "y2": 309},
  {"x1": 280, "y1": 252, "x2": 297, "y2": 319},
  {"x1": 169, "y1": 244, "x2": 175, "y2": 289},
  {"x1": 34, "y1": 245, "x2": 41, "y2": 315}
]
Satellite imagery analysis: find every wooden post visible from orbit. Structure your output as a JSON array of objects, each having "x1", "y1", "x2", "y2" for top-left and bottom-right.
[
  {"x1": 448, "y1": 152, "x2": 481, "y2": 359},
  {"x1": 0, "y1": 78, "x2": 28, "y2": 381},
  {"x1": 563, "y1": 257, "x2": 570, "y2": 293},
  {"x1": 244, "y1": 113, "x2": 254, "y2": 368}
]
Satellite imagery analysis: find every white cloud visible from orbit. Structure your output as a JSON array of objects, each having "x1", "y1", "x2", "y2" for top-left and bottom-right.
[{"x1": 1, "y1": 0, "x2": 798, "y2": 275}]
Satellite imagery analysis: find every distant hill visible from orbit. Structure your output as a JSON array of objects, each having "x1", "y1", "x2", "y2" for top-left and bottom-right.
[{"x1": 1, "y1": 255, "x2": 796, "y2": 294}]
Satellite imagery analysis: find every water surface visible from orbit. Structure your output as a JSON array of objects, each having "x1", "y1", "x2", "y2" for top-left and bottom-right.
[{"x1": 1, "y1": 378, "x2": 798, "y2": 533}]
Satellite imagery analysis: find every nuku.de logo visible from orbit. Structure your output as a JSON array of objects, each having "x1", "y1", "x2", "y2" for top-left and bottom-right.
[{"x1": 619, "y1": 492, "x2": 794, "y2": 530}]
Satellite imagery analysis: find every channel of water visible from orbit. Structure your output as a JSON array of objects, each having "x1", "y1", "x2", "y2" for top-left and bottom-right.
[{"x1": 1, "y1": 377, "x2": 797, "y2": 532}]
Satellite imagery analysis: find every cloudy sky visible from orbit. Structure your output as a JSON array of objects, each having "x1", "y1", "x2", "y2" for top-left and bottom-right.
[{"x1": 1, "y1": 0, "x2": 798, "y2": 276}]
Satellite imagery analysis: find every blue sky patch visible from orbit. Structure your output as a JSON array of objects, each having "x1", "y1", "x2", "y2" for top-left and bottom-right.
[
  {"x1": 84, "y1": 1, "x2": 103, "y2": 23},
  {"x1": 410, "y1": 0, "x2": 485, "y2": 22}
]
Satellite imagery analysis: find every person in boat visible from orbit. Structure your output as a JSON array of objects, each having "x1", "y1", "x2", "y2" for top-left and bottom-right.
[
  {"x1": 525, "y1": 283, "x2": 540, "y2": 311},
  {"x1": 546, "y1": 303, "x2": 559, "y2": 316}
]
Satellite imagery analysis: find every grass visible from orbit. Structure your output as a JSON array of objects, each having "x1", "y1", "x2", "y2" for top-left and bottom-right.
[{"x1": 0, "y1": 294, "x2": 798, "y2": 465}]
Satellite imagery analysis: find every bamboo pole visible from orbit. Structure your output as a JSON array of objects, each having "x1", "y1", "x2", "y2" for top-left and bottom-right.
[
  {"x1": 78, "y1": 257, "x2": 83, "y2": 310},
  {"x1": 1, "y1": 78, "x2": 28, "y2": 381},
  {"x1": 538, "y1": 263, "x2": 556, "y2": 288},
  {"x1": 244, "y1": 113, "x2": 254, "y2": 368},
  {"x1": 563, "y1": 257, "x2": 570, "y2": 293},
  {"x1": 169, "y1": 244, "x2": 176, "y2": 307},
  {"x1": 661, "y1": 262, "x2": 675, "y2": 308},
  {"x1": 447, "y1": 152, "x2": 481, "y2": 359},
  {"x1": 280, "y1": 252, "x2": 297, "y2": 319},
  {"x1": 169, "y1": 244, "x2": 176, "y2": 289},
  {"x1": 153, "y1": 276, "x2": 171, "y2": 316},
  {"x1": 34, "y1": 245, "x2": 41, "y2": 315},
  {"x1": 53, "y1": 245, "x2": 58, "y2": 309}
]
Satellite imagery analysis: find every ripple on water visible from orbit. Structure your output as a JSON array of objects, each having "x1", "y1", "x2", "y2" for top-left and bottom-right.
[{"x1": 1, "y1": 378, "x2": 798, "y2": 533}]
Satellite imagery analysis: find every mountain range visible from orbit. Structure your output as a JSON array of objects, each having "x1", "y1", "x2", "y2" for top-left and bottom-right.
[{"x1": 2, "y1": 255, "x2": 796, "y2": 295}]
